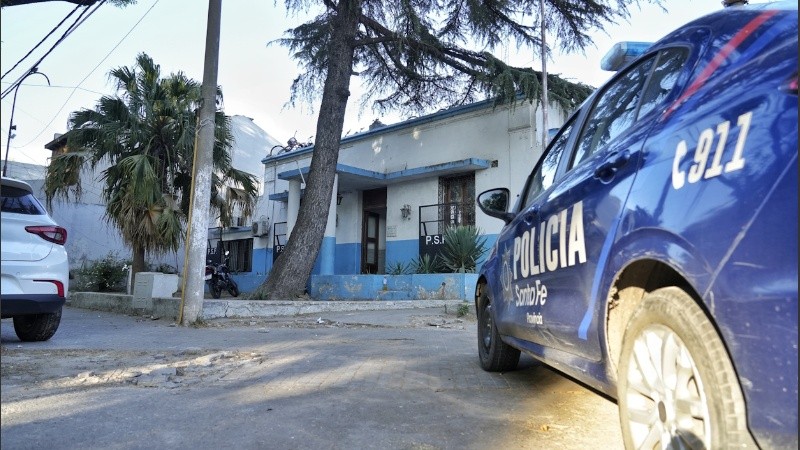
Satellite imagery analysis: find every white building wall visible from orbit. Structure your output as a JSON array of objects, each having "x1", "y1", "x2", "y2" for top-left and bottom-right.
[
  {"x1": 386, "y1": 178, "x2": 439, "y2": 241},
  {"x1": 263, "y1": 98, "x2": 569, "y2": 254}
]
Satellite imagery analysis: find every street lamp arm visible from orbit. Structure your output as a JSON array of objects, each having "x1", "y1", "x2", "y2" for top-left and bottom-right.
[{"x1": 3, "y1": 68, "x2": 52, "y2": 177}]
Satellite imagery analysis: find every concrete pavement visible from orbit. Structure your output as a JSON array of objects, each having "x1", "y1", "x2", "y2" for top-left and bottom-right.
[{"x1": 1, "y1": 306, "x2": 623, "y2": 449}]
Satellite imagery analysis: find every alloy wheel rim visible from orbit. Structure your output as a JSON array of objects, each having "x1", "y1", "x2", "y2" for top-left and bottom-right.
[
  {"x1": 625, "y1": 324, "x2": 711, "y2": 449},
  {"x1": 482, "y1": 303, "x2": 493, "y2": 350}
]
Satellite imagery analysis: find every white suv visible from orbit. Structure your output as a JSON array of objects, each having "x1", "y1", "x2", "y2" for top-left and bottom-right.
[{"x1": 1, "y1": 177, "x2": 69, "y2": 341}]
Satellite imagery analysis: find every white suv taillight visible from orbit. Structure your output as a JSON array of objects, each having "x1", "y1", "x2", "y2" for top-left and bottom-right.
[
  {"x1": 25, "y1": 225, "x2": 67, "y2": 245},
  {"x1": 34, "y1": 279, "x2": 65, "y2": 297}
]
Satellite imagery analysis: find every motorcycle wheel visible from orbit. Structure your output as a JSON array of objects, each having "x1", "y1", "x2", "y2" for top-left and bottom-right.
[
  {"x1": 210, "y1": 281, "x2": 222, "y2": 299},
  {"x1": 227, "y1": 279, "x2": 240, "y2": 297}
]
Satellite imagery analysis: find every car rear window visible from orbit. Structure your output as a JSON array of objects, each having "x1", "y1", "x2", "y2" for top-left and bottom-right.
[{"x1": 1, "y1": 185, "x2": 46, "y2": 215}]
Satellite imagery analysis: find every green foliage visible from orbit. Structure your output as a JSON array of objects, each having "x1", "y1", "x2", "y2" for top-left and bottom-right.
[
  {"x1": 279, "y1": 0, "x2": 641, "y2": 119},
  {"x1": 74, "y1": 252, "x2": 131, "y2": 292},
  {"x1": 386, "y1": 260, "x2": 412, "y2": 275},
  {"x1": 411, "y1": 253, "x2": 444, "y2": 274},
  {"x1": 456, "y1": 303, "x2": 470, "y2": 317},
  {"x1": 150, "y1": 262, "x2": 177, "y2": 274},
  {"x1": 440, "y1": 226, "x2": 488, "y2": 273}
]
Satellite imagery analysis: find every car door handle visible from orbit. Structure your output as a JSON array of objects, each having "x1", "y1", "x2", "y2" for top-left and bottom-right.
[
  {"x1": 523, "y1": 206, "x2": 540, "y2": 224},
  {"x1": 594, "y1": 150, "x2": 631, "y2": 182}
]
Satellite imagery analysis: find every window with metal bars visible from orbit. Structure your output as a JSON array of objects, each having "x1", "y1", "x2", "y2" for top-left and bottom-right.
[
  {"x1": 221, "y1": 238, "x2": 253, "y2": 272},
  {"x1": 438, "y1": 173, "x2": 475, "y2": 228}
]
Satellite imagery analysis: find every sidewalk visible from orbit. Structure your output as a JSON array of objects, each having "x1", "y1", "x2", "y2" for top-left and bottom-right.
[{"x1": 68, "y1": 291, "x2": 473, "y2": 321}]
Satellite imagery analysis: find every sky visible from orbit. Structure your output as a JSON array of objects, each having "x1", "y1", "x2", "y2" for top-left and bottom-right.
[{"x1": 1, "y1": 0, "x2": 739, "y2": 167}]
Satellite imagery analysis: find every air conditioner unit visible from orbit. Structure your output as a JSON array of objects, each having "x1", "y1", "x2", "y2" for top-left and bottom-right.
[{"x1": 251, "y1": 218, "x2": 270, "y2": 237}]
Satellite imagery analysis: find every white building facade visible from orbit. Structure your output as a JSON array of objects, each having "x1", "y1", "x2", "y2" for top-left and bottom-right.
[{"x1": 223, "y1": 98, "x2": 568, "y2": 292}]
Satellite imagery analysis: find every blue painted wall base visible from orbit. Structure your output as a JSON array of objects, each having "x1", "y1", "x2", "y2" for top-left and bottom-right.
[{"x1": 309, "y1": 273, "x2": 479, "y2": 301}]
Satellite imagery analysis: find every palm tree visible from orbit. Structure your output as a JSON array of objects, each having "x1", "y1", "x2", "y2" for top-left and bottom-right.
[{"x1": 45, "y1": 53, "x2": 258, "y2": 277}]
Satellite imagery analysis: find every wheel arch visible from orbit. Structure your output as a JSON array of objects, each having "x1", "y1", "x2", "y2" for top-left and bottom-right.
[
  {"x1": 474, "y1": 274, "x2": 489, "y2": 309},
  {"x1": 604, "y1": 258, "x2": 702, "y2": 381}
]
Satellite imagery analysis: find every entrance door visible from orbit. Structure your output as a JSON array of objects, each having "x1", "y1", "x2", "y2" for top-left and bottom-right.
[
  {"x1": 361, "y1": 211, "x2": 380, "y2": 274},
  {"x1": 361, "y1": 188, "x2": 386, "y2": 274}
]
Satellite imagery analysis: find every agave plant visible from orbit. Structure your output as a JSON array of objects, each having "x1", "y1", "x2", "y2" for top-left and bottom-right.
[
  {"x1": 386, "y1": 260, "x2": 412, "y2": 275},
  {"x1": 411, "y1": 253, "x2": 443, "y2": 274},
  {"x1": 440, "y1": 225, "x2": 488, "y2": 273}
]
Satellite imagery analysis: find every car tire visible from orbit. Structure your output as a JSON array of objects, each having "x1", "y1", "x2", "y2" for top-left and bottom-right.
[
  {"x1": 477, "y1": 286, "x2": 520, "y2": 372},
  {"x1": 618, "y1": 286, "x2": 753, "y2": 449},
  {"x1": 13, "y1": 308, "x2": 62, "y2": 342}
]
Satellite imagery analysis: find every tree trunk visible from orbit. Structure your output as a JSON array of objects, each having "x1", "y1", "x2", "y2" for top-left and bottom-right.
[
  {"x1": 250, "y1": 0, "x2": 361, "y2": 300},
  {"x1": 131, "y1": 244, "x2": 147, "y2": 281}
]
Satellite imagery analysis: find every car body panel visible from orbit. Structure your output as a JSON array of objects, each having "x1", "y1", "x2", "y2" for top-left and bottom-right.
[
  {"x1": 0, "y1": 213, "x2": 57, "y2": 262},
  {"x1": 477, "y1": 3, "x2": 797, "y2": 448},
  {"x1": 1, "y1": 294, "x2": 65, "y2": 316}
]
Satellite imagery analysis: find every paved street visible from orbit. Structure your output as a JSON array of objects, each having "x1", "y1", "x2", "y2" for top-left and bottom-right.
[{"x1": 1, "y1": 306, "x2": 623, "y2": 449}]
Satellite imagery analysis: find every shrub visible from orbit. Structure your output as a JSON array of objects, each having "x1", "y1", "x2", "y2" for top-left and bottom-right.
[
  {"x1": 150, "y1": 262, "x2": 177, "y2": 274},
  {"x1": 74, "y1": 252, "x2": 131, "y2": 292},
  {"x1": 386, "y1": 261, "x2": 412, "y2": 275},
  {"x1": 411, "y1": 253, "x2": 444, "y2": 274},
  {"x1": 440, "y1": 225, "x2": 487, "y2": 273}
]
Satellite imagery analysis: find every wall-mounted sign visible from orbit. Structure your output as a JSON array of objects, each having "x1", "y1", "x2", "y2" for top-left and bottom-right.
[
  {"x1": 419, "y1": 234, "x2": 445, "y2": 260},
  {"x1": 273, "y1": 244, "x2": 285, "y2": 263},
  {"x1": 206, "y1": 241, "x2": 222, "y2": 264}
]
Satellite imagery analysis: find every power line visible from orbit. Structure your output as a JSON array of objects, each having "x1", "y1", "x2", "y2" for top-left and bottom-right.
[
  {"x1": 1, "y1": 2, "x2": 85, "y2": 81},
  {"x1": 12, "y1": 0, "x2": 161, "y2": 149},
  {"x1": 2, "y1": 81, "x2": 107, "y2": 96},
  {"x1": 1, "y1": 0, "x2": 105, "y2": 99}
]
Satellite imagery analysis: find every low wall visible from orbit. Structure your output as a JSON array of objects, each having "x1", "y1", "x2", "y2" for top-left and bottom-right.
[
  {"x1": 70, "y1": 292, "x2": 181, "y2": 320},
  {"x1": 68, "y1": 292, "x2": 467, "y2": 320},
  {"x1": 310, "y1": 274, "x2": 479, "y2": 301}
]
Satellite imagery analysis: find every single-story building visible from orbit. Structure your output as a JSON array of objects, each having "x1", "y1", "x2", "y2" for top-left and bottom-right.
[{"x1": 215, "y1": 97, "x2": 570, "y2": 296}]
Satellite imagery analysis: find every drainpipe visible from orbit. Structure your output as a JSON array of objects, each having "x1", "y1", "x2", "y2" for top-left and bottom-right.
[{"x1": 539, "y1": 0, "x2": 549, "y2": 151}]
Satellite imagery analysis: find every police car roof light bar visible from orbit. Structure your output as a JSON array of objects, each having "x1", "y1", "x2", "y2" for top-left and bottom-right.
[{"x1": 600, "y1": 41, "x2": 653, "y2": 72}]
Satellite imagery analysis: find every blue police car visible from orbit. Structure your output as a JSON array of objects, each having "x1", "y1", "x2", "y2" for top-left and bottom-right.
[{"x1": 474, "y1": 2, "x2": 797, "y2": 448}]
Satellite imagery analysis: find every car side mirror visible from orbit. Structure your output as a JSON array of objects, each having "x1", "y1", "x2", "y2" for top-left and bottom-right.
[{"x1": 477, "y1": 188, "x2": 515, "y2": 224}]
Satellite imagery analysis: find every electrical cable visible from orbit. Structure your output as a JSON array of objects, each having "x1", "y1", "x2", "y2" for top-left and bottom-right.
[
  {"x1": 1, "y1": 2, "x2": 100, "y2": 99},
  {"x1": 1, "y1": 2, "x2": 85, "y2": 81},
  {"x1": 10, "y1": 0, "x2": 160, "y2": 149}
]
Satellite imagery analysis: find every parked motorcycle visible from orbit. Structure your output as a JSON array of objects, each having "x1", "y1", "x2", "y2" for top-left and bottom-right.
[{"x1": 205, "y1": 250, "x2": 240, "y2": 298}]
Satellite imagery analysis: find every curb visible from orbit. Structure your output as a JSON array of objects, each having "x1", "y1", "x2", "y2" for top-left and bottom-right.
[{"x1": 68, "y1": 292, "x2": 472, "y2": 321}]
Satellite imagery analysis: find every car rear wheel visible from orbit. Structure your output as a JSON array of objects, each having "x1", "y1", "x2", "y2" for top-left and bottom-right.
[
  {"x1": 477, "y1": 286, "x2": 520, "y2": 372},
  {"x1": 618, "y1": 287, "x2": 753, "y2": 449},
  {"x1": 13, "y1": 308, "x2": 62, "y2": 342}
]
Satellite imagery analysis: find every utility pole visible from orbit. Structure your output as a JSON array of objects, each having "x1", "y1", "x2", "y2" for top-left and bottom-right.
[
  {"x1": 540, "y1": 0, "x2": 549, "y2": 151},
  {"x1": 179, "y1": 0, "x2": 221, "y2": 325}
]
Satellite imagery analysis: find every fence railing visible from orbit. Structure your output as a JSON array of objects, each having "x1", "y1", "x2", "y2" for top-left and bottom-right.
[
  {"x1": 273, "y1": 221, "x2": 288, "y2": 262},
  {"x1": 418, "y1": 201, "x2": 475, "y2": 237}
]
